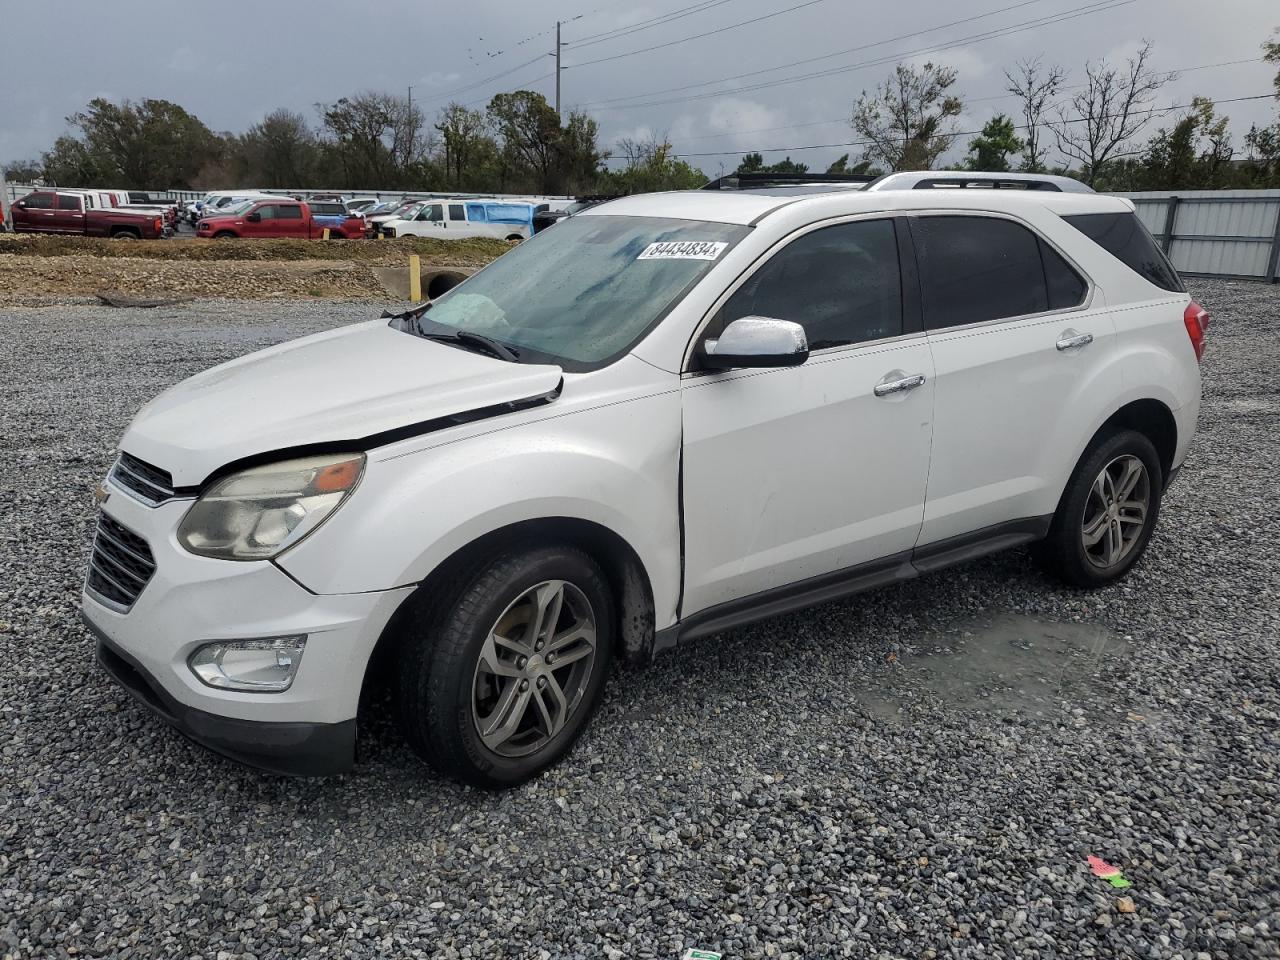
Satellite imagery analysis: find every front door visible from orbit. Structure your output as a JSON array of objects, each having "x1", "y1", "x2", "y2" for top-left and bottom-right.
[{"x1": 680, "y1": 217, "x2": 935, "y2": 617}]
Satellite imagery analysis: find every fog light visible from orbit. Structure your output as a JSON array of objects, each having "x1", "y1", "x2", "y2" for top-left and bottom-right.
[{"x1": 189, "y1": 636, "x2": 307, "y2": 692}]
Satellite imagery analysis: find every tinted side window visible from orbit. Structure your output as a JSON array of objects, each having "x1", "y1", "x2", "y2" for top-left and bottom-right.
[
  {"x1": 713, "y1": 219, "x2": 902, "y2": 349},
  {"x1": 24, "y1": 193, "x2": 55, "y2": 209},
  {"x1": 276, "y1": 205, "x2": 303, "y2": 220},
  {"x1": 449, "y1": 204, "x2": 466, "y2": 220},
  {"x1": 57, "y1": 194, "x2": 83, "y2": 211},
  {"x1": 912, "y1": 216, "x2": 1048, "y2": 329},
  {"x1": 254, "y1": 205, "x2": 276, "y2": 219},
  {"x1": 1063, "y1": 212, "x2": 1184, "y2": 292},
  {"x1": 1039, "y1": 239, "x2": 1088, "y2": 309}
]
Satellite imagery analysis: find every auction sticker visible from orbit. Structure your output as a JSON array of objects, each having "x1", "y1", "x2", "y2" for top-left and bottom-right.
[{"x1": 637, "y1": 240, "x2": 728, "y2": 261}]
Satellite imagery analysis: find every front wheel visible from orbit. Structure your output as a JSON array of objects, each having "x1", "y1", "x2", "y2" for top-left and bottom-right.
[
  {"x1": 1033, "y1": 429, "x2": 1163, "y2": 588},
  {"x1": 395, "y1": 545, "x2": 615, "y2": 788}
]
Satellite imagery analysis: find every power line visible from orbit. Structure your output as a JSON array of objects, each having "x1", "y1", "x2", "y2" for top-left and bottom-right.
[
  {"x1": 569, "y1": 0, "x2": 740, "y2": 49},
  {"x1": 590, "y1": 0, "x2": 1134, "y2": 112},
  {"x1": 660, "y1": 92, "x2": 1276, "y2": 158},
  {"x1": 670, "y1": 54, "x2": 1265, "y2": 144},
  {"x1": 567, "y1": 0, "x2": 833, "y2": 70},
  {"x1": 579, "y1": 0, "x2": 1054, "y2": 108}
]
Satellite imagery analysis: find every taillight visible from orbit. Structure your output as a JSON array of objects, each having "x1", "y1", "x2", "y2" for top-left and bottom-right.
[{"x1": 1183, "y1": 301, "x2": 1209, "y2": 362}]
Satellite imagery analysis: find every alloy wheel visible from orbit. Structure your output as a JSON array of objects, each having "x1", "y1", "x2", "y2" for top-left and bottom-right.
[
  {"x1": 1081, "y1": 454, "x2": 1150, "y2": 569},
  {"x1": 471, "y1": 580, "x2": 598, "y2": 758}
]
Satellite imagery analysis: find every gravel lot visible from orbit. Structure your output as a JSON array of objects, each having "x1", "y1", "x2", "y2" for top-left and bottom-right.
[{"x1": 1, "y1": 282, "x2": 1277, "y2": 959}]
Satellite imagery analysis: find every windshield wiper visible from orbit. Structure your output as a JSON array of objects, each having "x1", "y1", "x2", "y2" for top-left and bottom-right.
[{"x1": 425, "y1": 329, "x2": 521, "y2": 363}]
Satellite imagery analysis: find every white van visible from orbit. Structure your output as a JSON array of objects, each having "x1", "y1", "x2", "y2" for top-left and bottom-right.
[{"x1": 381, "y1": 199, "x2": 537, "y2": 241}]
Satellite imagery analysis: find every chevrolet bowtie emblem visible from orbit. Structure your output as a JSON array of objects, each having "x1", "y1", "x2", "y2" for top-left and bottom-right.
[{"x1": 93, "y1": 482, "x2": 110, "y2": 506}]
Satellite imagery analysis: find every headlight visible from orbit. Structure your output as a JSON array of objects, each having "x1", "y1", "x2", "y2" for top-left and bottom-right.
[
  {"x1": 177, "y1": 453, "x2": 364, "y2": 560},
  {"x1": 189, "y1": 636, "x2": 306, "y2": 692}
]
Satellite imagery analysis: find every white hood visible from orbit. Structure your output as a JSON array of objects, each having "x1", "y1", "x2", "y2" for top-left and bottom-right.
[{"x1": 120, "y1": 319, "x2": 562, "y2": 486}]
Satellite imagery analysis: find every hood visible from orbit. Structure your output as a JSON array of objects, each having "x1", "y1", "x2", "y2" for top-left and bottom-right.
[{"x1": 121, "y1": 319, "x2": 563, "y2": 486}]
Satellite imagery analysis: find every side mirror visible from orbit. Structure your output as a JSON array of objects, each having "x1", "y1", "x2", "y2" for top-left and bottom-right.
[
  {"x1": 702, "y1": 316, "x2": 809, "y2": 370},
  {"x1": 246, "y1": 212, "x2": 261, "y2": 222},
  {"x1": 14, "y1": 201, "x2": 25, "y2": 209}
]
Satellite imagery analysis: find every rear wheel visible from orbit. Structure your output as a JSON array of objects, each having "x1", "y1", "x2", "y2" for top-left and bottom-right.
[
  {"x1": 1033, "y1": 429, "x2": 1163, "y2": 588},
  {"x1": 395, "y1": 545, "x2": 614, "y2": 788},
  {"x1": 109, "y1": 229, "x2": 140, "y2": 240}
]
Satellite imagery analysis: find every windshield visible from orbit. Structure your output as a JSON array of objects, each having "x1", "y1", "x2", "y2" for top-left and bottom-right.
[{"x1": 417, "y1": 214, "x2": 749, "y2": 369}]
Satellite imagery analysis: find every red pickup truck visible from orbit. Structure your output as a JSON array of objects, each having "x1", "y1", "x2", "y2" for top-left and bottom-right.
[
  {"x1": 11, "y1": 191, "x2": 166, "y2": 239},
  {"x1": 196, "y1": 199, "x2": 365, "y2": 239}
]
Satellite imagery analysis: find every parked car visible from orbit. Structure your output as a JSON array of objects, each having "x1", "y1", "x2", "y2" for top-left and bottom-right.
[
  {"x1": 10, "y1": 190, "x2": 166, "y2": 238},
  {"x1": 346, "y1": 196, "x2": 379, "y2": 213},
  {"x1": 532, "y1": 197, "x2": 614, "y2": 234},
  {"x1": 304, "y1": 200, "x2": 366, "y2": 238},
  {"x1": 365, "y1": 199, "x2": 425, "y2": 237},
  {"x1": 196, "y1": 198, "x2": 362, "y2": 239},
  {"x1": 381, "y1": 199, "x2": 535, "y2": 240},
  {"x1": 84, "y1": 175, "x2": 1204, "y2": 787}
]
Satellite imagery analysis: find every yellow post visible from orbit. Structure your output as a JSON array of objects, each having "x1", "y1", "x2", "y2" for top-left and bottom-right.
[
  {"x1": 322, "y1": 227, "x2": 330, "y2": 240},
  {"x1": 408, "y1": 254, "x2": 422, "y2": 303}
]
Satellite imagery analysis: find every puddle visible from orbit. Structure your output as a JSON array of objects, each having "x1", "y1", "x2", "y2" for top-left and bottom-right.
[{"x1": 862, "y1": 613, "x2": 1153, "y2": 723}]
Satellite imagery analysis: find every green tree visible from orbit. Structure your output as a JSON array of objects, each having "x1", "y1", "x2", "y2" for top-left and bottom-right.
[
  {"x1": 608, "y1": 137, "x2": 706, "y2": 192},
  {"x1": 557, "y1": 110, "x2": 608, "y2": 193},
  {"x1": 852, "y1": 62, "x2": 963, "y2": 171},
  {"x1": 1134, "y1": 96, "x2": 1233, "y2": 189},
  {"x1": 233, "y1": 109, "x2": 318, "y2": 187},
  {"x1": 2, "y1": 159, "x2": 44, "y2": 182},
  {"x1": 319, "y1": 92, "x2": 422, "y2": 189},
  {"x1": 736, "y1": 152, "x2": 765, "y2": 174},
  {"x1": 53, "y1": 98, "x2": 221, "y2": 187},
  {"x1": 435, "y1": 103, "x2": 495, "y2": 189},
  {"x1": 964, "y1": 115, "x2": 1025, "y2": 172},
  {"x1": 486, "y1": 91, "x2": 563, "y2": 192},
  {"x1": 826, "y1": 154, "x2": 879, "y2": 176}
]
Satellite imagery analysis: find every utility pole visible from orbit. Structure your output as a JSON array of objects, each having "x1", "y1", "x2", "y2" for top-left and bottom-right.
[
  {"x1": 554, "y1": 21, "x2": 562, "y2": 118},
  {"x1": 406, "y1": 85, "x2": 415, "y2": 167}
]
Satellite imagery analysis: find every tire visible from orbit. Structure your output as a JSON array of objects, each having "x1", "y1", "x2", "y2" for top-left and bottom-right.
[
  {"x1": 505, "y1": 234, "x2": 524, "y2": 243},
  {"x1": 1033, "y1": 429, "x2": 1163, "y2": 588},
  {"x1": 110, "y1": 229, "x2": 140, "y2": 240},
  {"x1": 395, "y1": 544, "x2": 615, "y2": 788}
]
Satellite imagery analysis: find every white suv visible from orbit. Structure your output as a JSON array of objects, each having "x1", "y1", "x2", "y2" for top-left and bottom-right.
[{"x1": 83, "y1": 175, "x2": 1206, "y2": 786}]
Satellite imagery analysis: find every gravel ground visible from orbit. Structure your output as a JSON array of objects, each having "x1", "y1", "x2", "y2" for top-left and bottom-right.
[{"x1": 1, "y1": 282, "x2": 1277, "y2": 959}]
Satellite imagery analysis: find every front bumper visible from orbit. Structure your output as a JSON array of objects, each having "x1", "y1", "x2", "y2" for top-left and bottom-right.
[
  {"x1": 89, "y1": 618, "x2": 355, "y2": 777},
  {"x1": 82, "y1": 482, "x2": 414, "y2": 774}
]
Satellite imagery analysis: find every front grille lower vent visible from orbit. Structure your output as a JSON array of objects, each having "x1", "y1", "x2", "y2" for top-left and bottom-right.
[
  {"x1": 86, "y1": 514, "x2": 156, "y2": 612},
  {"x1": 110, "y1": 452, "x2": 176, "y2": 505}
]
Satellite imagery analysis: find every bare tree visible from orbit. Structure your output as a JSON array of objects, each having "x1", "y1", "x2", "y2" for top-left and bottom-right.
[
  {"x1": 852, "y1": 62, "x2": 963, "y2": 171},
  {"x1": 1004, "y1": 57, "x2": 1065, "y2": 172},
  {"x1": 1050, "y1": 42, "x2": 1173, "y2": 185}
]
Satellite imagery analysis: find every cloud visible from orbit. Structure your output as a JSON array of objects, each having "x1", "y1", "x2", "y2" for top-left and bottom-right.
[{"x1": 904, "y1": 46, "x2": 991, "y2": 81}]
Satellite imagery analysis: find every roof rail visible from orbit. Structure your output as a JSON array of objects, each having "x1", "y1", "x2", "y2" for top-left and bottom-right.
[
  {"x1": 702, "y1": 172, "x2": 877, "y2": 191},
  {"x1": 864, "y1": 171, "x2": 1094, "y2": 194}
]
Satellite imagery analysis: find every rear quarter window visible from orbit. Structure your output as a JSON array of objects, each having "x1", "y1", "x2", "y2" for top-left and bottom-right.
[{"x1": 1063, "y1": 212, "x2": 1184, "y2": 293}]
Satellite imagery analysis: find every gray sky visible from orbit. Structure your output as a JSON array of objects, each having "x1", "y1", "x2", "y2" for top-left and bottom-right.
[{"x1": 2, "y1": 0, "x2": 1276, "y2": 178}]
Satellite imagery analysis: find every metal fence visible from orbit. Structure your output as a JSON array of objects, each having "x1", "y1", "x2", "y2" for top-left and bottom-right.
[{"x1": 1112, "y1": 190, "x2": 1280, "y2": 283}]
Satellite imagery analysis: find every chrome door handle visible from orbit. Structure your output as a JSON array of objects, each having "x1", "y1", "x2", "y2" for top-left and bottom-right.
[
  {"x1": 1056, "y1": 331, "x2": 1094, "y2": 351},
  {"x1": 874, "y1": 373, "x2": 926, "y2": 397}
]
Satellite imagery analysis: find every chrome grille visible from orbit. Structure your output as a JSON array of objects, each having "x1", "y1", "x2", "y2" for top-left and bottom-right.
[
  {"x1": 110, "y1": 452, "x2": 176, "y2": 505},
  {"x1": 86, "y1": 514, "x2": 156, "y2": 612}
]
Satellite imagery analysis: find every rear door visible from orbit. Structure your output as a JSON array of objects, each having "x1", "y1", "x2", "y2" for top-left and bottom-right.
[
  {"x1": 910, "y1": 212, "x2": 1113, "y2": 548},
  {"x1": 273, "y1": 203, "x2": 307, "y2": 238},
  {"x1": 681, "y1": 216, "x2": 935, "y2": 615},
  {"x1": 52, "y1": 193, "x2": 87, "y2": 233}
]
